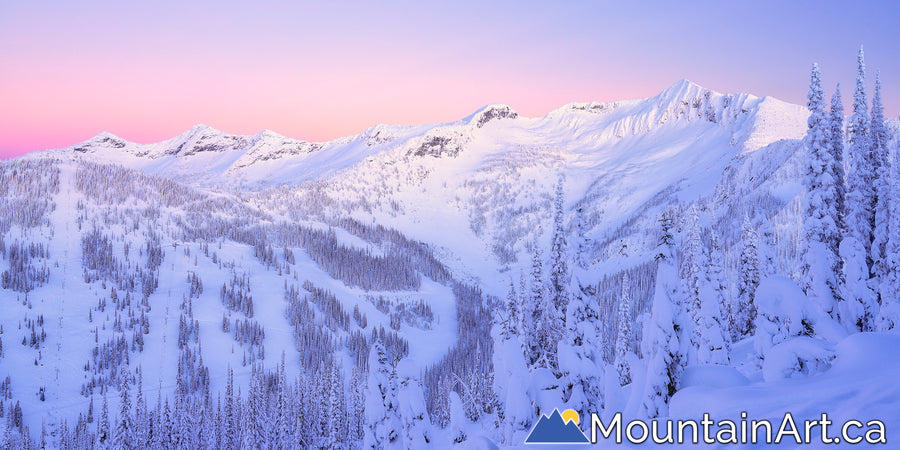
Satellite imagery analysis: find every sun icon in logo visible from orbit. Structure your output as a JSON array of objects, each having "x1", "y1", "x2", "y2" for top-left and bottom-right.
[{"x1": 561, "y1": 409, "x2": 580, "y2": 425}]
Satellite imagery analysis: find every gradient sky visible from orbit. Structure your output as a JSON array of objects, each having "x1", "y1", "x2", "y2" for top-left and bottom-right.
[{"x1": 2, "y1": 1, "x2": 900, "y2": 159}]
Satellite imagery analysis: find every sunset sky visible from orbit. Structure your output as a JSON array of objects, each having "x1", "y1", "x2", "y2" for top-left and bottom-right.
[{"x1": 2, "y1": 1, "x2": 899, "y2": 158}]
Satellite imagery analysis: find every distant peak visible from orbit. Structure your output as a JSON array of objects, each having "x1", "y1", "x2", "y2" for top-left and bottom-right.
[
  {"x1": 254, "y1": 129, "x2": 284, "y2": 140},
  {"x1": 670, "y1": 78, "x2": 702, "y2": 90},
  {"x1": 657, "y1": 78, "x2": 710, "y2": 100},
  {"x1": 92, "y1": 131, "x2": 123, "y2": 141},
  {"x1": 86, "y1": 131, "x2": 127, "y2": 147},
  {"x1": 69, "y1": 131, "x2": 129, "y2": 153},
  {"x1": 467, "y1": 104, "x2": 518, "y2": 128},
  {"x1": 186, "y1": 123, "x2": 221, "y2": 136}
]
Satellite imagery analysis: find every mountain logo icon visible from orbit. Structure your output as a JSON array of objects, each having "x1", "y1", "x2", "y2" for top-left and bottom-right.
[{"x1": 525, "y1": 408, "x2": 591, "y2": 444}]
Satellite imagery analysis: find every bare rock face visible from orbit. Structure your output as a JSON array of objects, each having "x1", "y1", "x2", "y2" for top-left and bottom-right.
[
  {"x1": 412, "y1": 134, "x2": 463, "y2": 158},
  {"x1": 473, "y1": 105, "x2": 518, "y2": 128}
]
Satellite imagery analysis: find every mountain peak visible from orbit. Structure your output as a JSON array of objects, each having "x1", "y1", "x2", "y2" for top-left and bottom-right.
[
  {"x1": 656, "y1": 78, "x2": 713, "y2": 103},
  {"x1": 253, "y1": 129, "x2": 287, "y2": 141},
  {"x1": 93, "y1": 131, "x2": 122, "y2": 141},
  {"x1": 466, "y1": 104, "x2": 519, "y2": 128},
  {"x1": 179, "y1": 123, "x2": 220, "y2": 139},
  {"x1": 669, "y1": 78, "x2": 703, "y2": 90},
  {"x1": 71, "y1": 131, "x2": 129, "y2": 153}
]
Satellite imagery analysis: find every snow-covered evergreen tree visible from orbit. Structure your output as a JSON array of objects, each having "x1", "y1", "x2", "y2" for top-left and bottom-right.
[
  {"x1": 160, "y1": 398, "x2": 174, "y2": 449},
  {"x1": 349, "y1": 367, "x2": 366, "y2": 444},
  {"x1": 615, "y1": 273, "x2": 633, "y2": 385},
  {"x1": 642, "y1": 209, "x2": 685, "y2": 417},
  {"x1": 840, "y1": 46, "x2": 877, "y2": 331},
  {"x1": 870, "y1": 71, "x2": 891, "y2": 290},
  {"x1": 396, "y1": 361, "x2": 431, "y2": 449},
  {"x1": 133, "y1": 369, "x2": 148, "y2": 449},
  {"x1": 877, "y1": 145, "x2": 900, "y2": 331},
  {"x1": 447, "y1": 392, "x2": 468, "y2": 444},
  {"x1": 549, "y1": 178, "x2": 570, "y2": 321},
  {"x1": 699, "y1": 237, "x2": 730, "y2": 365},
  {"x1": 97, "y1": 394, "x2": 110, "y2": 449},
  {"x1": 560, "y1": 279, "x2": 605, "y2": 417},
  {"x1": 523, "y1": 248, "x2": 542, "y2": 366},
  {"x1": 502, "y1": 281, "x2": 518, "y2": 339},
  {"x1": 536, "y1": 281, "x2": 560, "y2": 372},
  {"x1": 800, "y1": 63, "x2": 840, "y2": 316},
  {"x1": 574, "y1": 207, "x2": 589, "y2": 269},
  {"x1": 830, "y1": 84, "x2": 847, "y2": 236},
  {"x1": 363, "y1": 335, "x2": 401, "y2": 449},
  {"x1": 114, "y1": 368, "x2": 134, "y2": 449},
  {"x1": 526, "y1": 242, "x2": 560, "y2": 371},
  {"x1": 328, "y1": 362, "x2": 347, "y2": 449},
  {"x1": 223, "y1": 368, "x2": 237, "y2": 450},
  {"x1": 733, "y1": 216, "x2": 760, "y2": 339},
  {"x1": 681, "y1": 204, "x2": 705, "y2": 362}
]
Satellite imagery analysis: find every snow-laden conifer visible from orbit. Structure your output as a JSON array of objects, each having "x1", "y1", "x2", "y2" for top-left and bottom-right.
[
  {"x1": 732, "y1": 216, "x2": 760, "y2": 339},
  {"x1": 681, "y1": 204, "x2": 705, "y2": 362},
  {"x1": 800, "y1": 63, "x2": 840, "y2": 316},
  {"x1": 877, "y1": 146, "x2": 900, "y2": 331},
  {"x1": 871, "y1": 72, "x2": 891, "y2": 289},
  {"x1": 840, "y1": 47, "x2": 877, "y2": 331},
  {"x1": 699, "y1": 236, "x2": 730, "y2": 365},
  {"x1": 549, "y1": 178, "x2": 570, "y2": 318},
  {"x1": 642, "y1": 209, "x2": 685, "y2": 417},
  {"x1": 615, "y1": 273, "x2": 633, "y2": 385}
]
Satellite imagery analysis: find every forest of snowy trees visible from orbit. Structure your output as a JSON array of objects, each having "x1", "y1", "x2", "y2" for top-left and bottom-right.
[
  {"x1": 0, "y1": 47, "x2": 898, "y2": 448},
  {"x1": 491, "y1": 46, "x2": 900, "y2": 444}
]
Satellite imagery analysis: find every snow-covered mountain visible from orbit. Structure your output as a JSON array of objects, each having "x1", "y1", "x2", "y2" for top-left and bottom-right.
[
  {"x1": 47, "y1": 80, "x2": 805, "y2": 189},
  {"x1": 36, "y1": 80, "x2": 809, "y2": 275},
  {"x1": 4, "y1": 79, "x2": 899, "y2": 448}
]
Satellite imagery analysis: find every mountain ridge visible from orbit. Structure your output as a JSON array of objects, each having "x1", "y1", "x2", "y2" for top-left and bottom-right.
[{"x1": 35, "y1": 79, "x2": 801, "y2": 174}]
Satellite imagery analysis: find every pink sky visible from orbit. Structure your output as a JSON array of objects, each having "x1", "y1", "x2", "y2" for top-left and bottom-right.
[{"x1": 2, "y1": 1, "x2": 899, "y2": 159}]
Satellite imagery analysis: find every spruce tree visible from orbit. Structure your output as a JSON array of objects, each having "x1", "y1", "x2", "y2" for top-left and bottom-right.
[
  {"x1": 134, "y1": 368, "x2": 148, "y2": 448},
  {"x1": 615, "y1": 273, "x2": 633, "y2": 385},
  {"x1": 349, "y1": 367, "x2": 366, "y2": 444},
  {"x1": 733, "y1": 216, "x2": 759, "y2": 339},
  {"x1": 846, "y1": 46, "x2": 874, "y2": 255},
  {"x1": 877, "y1": 145, "x2": 900, "y2": 331},
  {"x1": 549, "y1": 178, "x2": 570, "y2": 321},
  {"x1": 681, "y1": 204, "x2": 705, "y2": 362},
  {"x1": 364, "y1": 334, "x2": 401, "y2": 449},
  {"x1": 97, "y1": 394, "x2": 110, "y2": 449},
  {"x1": 871, "y1": 72, "x2": 891, "y2": 289},
  {"x1": 699, "y1": 237, "x2": 730, "y2": 365},
  {"x1": 522, "y1": 250, "x2": 544, "y2": 366},
  {"x1": 574, "y1": 207, "x2": 589, "y2": 269},
  {"x1": 561, "y1": 280, "x2": 605, "y2": 416},
  {"x1": 642, "y1": 209, "x2": 685, "y2": 417},
  {"x1": 160, "y1": 398, "x2": 173, "y2": 449},
  {"x1": 527, "y1": 243, "x2": 558, "y2": 370},
  {"x1": 114, "y1": 369, "x2": 134, "y2": 449},
  {"x1": 503, "y1": 281, "x2": 518, "y2": 339},
  {"x1": 223, "y1": 367, "x2": 236, "y2": 450},
  {"x1": 800, "y1": 63, "x2": 840, "y2": 316},
  {"x1": 328, "y1": 362, "x2": 346, "y2": 449},
  {"x1": 841, "y1": 46, "x2": 878, "y2": 331},
  {"x1": 830, "y1": 84, "x2": 847, "y2": 236}
]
